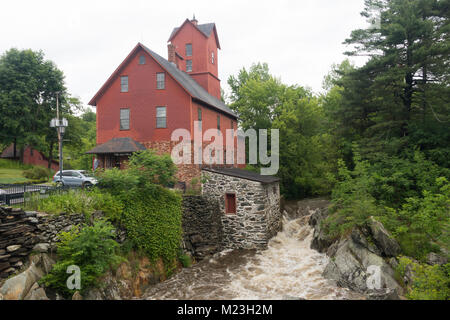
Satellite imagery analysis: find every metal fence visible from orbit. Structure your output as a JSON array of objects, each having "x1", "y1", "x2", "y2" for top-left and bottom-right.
[{"x1": 0, "y1": 184, "x2": 80, "y2": 206}]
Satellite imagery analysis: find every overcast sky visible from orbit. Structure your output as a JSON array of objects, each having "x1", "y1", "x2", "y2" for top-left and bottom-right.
[{"x1": 0, "y1": 0, "x2": 369, "y2": 109}]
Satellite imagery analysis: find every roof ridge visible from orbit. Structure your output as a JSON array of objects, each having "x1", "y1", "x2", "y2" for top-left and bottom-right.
[{"x1": 140, "y1": 44, "x2": 236, "y2": 118}]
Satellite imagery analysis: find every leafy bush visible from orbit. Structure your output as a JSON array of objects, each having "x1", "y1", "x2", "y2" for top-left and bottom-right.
[
  {"x1": 40, "y1": 220, "x2": 122, "y2": 297},
  {"x1": 97, "y1": 152, "x2": 183, "y2": 266},
  {"x1": 128, "y1": 150, "x2": 177, "y2": 187},
  {"x1": 22, "y1": 166, "x2": 50, "y2": 181},
  {"x1": 32, "y1": 189, "x2": 123, "y2": 220},
  {"x1": 380, "y1": 178, "x2": 450, "y2": 259},
  {"x1": 119, "y1": 184, "x2": 183, "y2": 264},
  {"x1": 397, "y1": 257, "x2": 450, "y2": 300},
  {"x1": 324, "y1": 151, "x2": 450, "y2": 260},
  {"x1": 96, "y1": 168, "x2": 139, "y2": 196}
]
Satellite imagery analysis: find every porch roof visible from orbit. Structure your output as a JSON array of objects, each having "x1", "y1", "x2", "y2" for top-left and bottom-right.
[{"x1": 86, "y1": 137, "x2": 146, "y2": 155}]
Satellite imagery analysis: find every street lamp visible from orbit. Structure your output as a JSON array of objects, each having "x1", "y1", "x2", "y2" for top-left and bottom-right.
[{"x1": 50, "y1": 93, "x2": 68, "y2": 184}]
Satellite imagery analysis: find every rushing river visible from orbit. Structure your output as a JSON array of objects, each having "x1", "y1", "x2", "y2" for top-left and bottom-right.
[{"x1": 144, "y1": 201, "x2": 364, "y2": 300}]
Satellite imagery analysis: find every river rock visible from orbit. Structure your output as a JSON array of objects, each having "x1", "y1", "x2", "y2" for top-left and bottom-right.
[
  {"x1": 368, "y1": 217, "x2": 401, "y2": 257},
  {"x1": 309, "y1": 208, "x2": 333, "y2": 253},
  {"x1": 0, "y1": 261, "x2": 44, "y2": 300},
  {"x1": 0, "y1": 253, "x2": 55, "y2": 300},
  {"x1": 322, "y1": 238, "x2": 402, "y2": 298},
  {"x1": 24, "y1": 283, "x2": 49, "y2": 300}
]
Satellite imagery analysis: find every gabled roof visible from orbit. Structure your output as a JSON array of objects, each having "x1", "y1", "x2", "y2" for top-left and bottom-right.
[
  {"x1": 88, "y1": 43, "x2": 236, "y2": 118},
  {"x1": 140, "y1": 44, "x2": 235, "y2": 117},
  {"x1": 168, "y1": 19, "x2": 221, "y2": 49},
  {"x1": 202, "y1": 167, "x2": 280, "y2": 184},
  {"x1": 86, "y1": 137, "x2": 146, "y2": 154}
]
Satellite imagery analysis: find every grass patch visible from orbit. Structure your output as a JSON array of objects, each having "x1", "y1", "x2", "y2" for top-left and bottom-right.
[
  {"x1": 0, "y1": 168, "x2": 32, "y2": 184},
  {"x1": 0, "y1": 160, "x2": 51, "y2": 184}
]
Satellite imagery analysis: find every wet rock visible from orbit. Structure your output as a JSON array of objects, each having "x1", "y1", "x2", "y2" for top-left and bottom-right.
[
  {"x1": 351, "y1": 228, "x2": 382, "y2": 256},
  {"x1": 368, "y1": 217, "x2": 401, "y2": 257},
  {"x1": 322, "y1": 238, "x2": 402, "y2": 298},
  {"x1": 366, "y1": 288, "x2": 401, "y2": 300},
  {"x1": 309, "y1": 208, "x2": 333, "y2": 253},
  {"x1": 0, "y1": 261, "x2": 44, "y2": 300},
  {"x1": 24, "y1": 283, "x2": 49, "y2": 300}
]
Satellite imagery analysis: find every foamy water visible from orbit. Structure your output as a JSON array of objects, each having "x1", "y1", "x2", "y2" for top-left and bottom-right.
[{"x1": 144, "y1": 208, "x2": 363, "y2": 300}]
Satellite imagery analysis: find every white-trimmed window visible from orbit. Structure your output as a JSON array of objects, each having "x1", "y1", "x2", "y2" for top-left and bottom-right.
[
  {"x1": 120, "y1": 108, "x2": 130, "y2": 130},
  {"x1": 186, "y1": 60, "x2": 192, "y2": 72},
  {"x1": 156, "y1": 106, "x2": 167, "y2": 128},
  {"x1": 157, "y1": 72, "x2": 165, "y2": 89},
  {"x1": 139, "y1": 55, "x2": 146, "y2": 65},
  {"x1": 186, "y1": 44, "x2": 192, "y2": 57},
  {"x1": 120, "y1": 76, "x2": 128, "y2": 92}
]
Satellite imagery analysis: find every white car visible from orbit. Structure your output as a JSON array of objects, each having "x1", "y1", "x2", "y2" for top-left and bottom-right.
[{"x1": 52, "y1": 170, "x2": 98, "y2": 187}]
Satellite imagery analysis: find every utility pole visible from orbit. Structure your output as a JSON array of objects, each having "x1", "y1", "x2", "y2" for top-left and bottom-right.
[{"x1": 50, "y1": 92, "x2": 68, "y2": 185}]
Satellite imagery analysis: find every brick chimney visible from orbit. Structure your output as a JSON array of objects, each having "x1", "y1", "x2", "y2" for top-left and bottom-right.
[{"x1": 168, "y1": 43, "x2": 183, "y2": 69}]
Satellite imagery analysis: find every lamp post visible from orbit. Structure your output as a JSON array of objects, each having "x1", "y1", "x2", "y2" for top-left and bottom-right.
[{"x1": 50, "y1": 93, "x2": 68, "y2": 184}]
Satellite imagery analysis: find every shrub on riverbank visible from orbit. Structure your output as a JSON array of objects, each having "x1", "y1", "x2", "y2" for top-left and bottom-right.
[
  {"x1": 397, "y1": 257, "x2": 450, "y2": 300},
  {"x1": 323, "y1": 152, "x2": 450, "y2": 261},
  {"x1": 97, "y1": 150, "x2": 183, "y2": 267},
  {"x1": 40, "y1": 220, "x2": 123, "y2": 297},
  {"x1": 25, "y1": 189, "x2": 123, "y2": 220}
]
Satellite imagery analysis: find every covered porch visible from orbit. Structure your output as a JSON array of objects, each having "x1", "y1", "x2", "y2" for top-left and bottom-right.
[{"x1": 86, "y1": 137, "x2": 146, "y2": 170}]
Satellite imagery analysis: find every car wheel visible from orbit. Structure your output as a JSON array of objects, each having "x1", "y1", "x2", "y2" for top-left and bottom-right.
[
  {"x1": 83, "y1": 182, "x2": 93, "y2": 189},
  {"x1": 55, "y1": 181, "x2": 64, "y2": 187}
]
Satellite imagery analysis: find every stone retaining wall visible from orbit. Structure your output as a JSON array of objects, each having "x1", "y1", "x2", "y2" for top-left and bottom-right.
[
  {"x1": 0, "y1": 206, "x2": 86, "y2": 280},
  {"x1": 181, "y1": 196, "x2": 223, "y2": 260}
]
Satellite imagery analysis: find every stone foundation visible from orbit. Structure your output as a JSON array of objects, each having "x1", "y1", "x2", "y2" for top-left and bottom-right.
[{"x1": 181, "y1": 196, "x2": 223, "y2": 259}]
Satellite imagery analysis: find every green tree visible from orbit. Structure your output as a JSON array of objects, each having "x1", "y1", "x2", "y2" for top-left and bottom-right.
[
  {"x1": 334, "y1": 0, "x2": 450, "y2": 165},
  {"x1": 0, "y1": 48, "x2": 80, "y2": 167}
]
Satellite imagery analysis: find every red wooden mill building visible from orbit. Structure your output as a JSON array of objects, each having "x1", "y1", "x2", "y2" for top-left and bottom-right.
[{"x1": 87, "y1": 17, "x2": 242, "y2": 183}]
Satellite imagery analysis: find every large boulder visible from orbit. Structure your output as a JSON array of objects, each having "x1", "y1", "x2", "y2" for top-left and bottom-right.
[
  {"x1": 368, "y1": 217, "x2": 401, "y2": 257},
  {"x1": 0, "y1": 262, "x2": 44, "y2": 300},
  {"x1": 23, "y1": 283, "x2": 49, "y2": 300},
  {"x1": 0, "y1": 253, "x2": 54, "y2": 300},
  {"x1": 309, "y1": 208, "x2": 334, "y2": 253},
  {"x1": 322, "y1": 238, "x2": 403, "y2": 299}
]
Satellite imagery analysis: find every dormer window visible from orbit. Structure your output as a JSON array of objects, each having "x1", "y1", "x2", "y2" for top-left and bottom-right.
[
  {"x1": 186, "y1": 44, "x2": 192, "y2": 57},
  {"x1": 186, "y1": 60, "x2": 192, "y2": 72}
]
